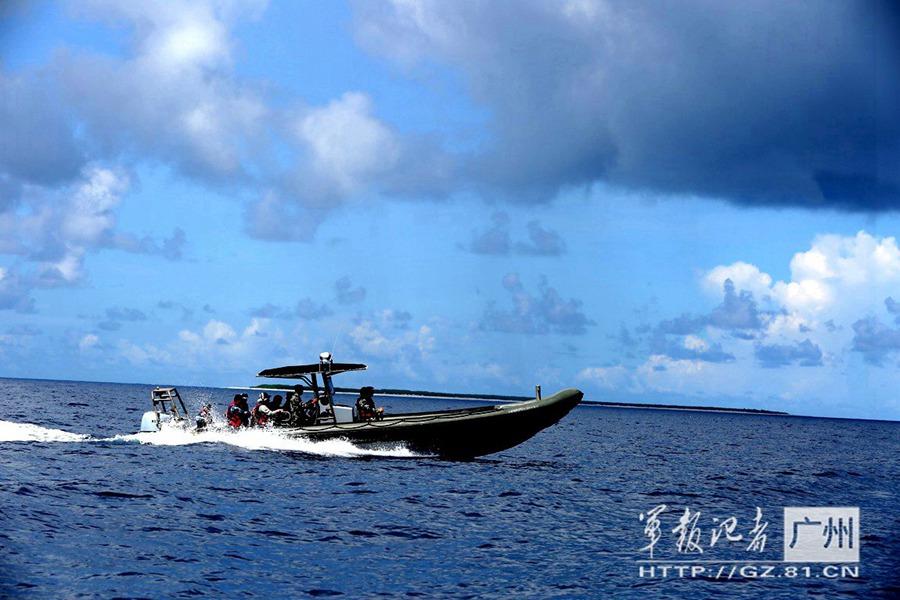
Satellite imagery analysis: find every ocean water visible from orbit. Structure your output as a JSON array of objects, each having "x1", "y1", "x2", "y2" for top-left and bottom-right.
[{"x1": 0, "y1": 378, "x2": 897, "y2": 599}]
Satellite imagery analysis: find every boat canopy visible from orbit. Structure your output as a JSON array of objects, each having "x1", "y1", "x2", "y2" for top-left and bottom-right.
[
  {"x1": 257, "y1": 362, "x2": 367, "y2": 379},
  {"x1": 151, "y1": 386, "x2": 188, "y2": 418}
]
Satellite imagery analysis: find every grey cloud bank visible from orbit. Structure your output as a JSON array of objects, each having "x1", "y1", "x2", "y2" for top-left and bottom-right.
[
  {"x1": 755, "y1": 339, "x2": 824, "y2": 368},
  {"x1": 334, "y1": 276, "x2": 366, "y2": 305},
  {"x1": 657, "y1": 279, "x2": 766, "y2": 337},
  {"x1": 480, "y1": 273, "x2": 594, "y2": 335},
  {"x1": 467, "y1": 212, "x2": 566, "y2": 256},
  {"x1": 4, "y1": 0, "x2": 898, "y2": 306},
  {"x1": 355, "y1": 0, "x2": 900, "y2": 209},
  {"x1": 851, "y1": 316, "x2": 900, "y2": 365}
]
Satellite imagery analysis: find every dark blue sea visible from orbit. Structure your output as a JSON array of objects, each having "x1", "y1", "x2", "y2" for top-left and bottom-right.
[{"x1": 0, "y1": 378, "x2": 897, "y2": 599}]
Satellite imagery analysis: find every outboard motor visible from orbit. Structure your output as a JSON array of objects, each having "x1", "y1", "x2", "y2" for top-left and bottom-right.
[{"x1": 140, "y1": 387, "x2": 189, "y2": 432}]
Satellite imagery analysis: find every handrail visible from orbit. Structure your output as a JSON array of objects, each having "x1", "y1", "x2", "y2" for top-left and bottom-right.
[{"x1": 295, "y1": 406, "x2": 505, "y2": 432}]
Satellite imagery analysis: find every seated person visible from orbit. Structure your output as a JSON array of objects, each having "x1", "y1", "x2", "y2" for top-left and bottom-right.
[
  {"x1": 268, "y1": 394, "x2": 290, "y2": 425},
  {"x1": 355, "y1": 386, "x2": 384, "y2": 421},
  {"x1": 252, "y1": 392, "x2": 286, "y2": 427},
  {"x1": 269, "y1": 394, "x2": 283, "y2": 410},
  {"x1": 317, "y1": 392, "x2": 335, "y2": 420},
  {"x1": 286, "y1": 388, "x2": 306, "y2": 427},
  {"x1": 301, "y1": 394, "x2": 322, "y2": 425},
  {"x1": 195, "y1": 403, "x2": 213, "y2": 431},
  {"x1": 282, "y1": 388, "x2": 321, "y2": 426},
  {"x1": 226, "y1": 393, "x2": 250, "y2": 428}
]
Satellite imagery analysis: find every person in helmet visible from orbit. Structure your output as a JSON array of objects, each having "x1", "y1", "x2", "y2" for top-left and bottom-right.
[
  {"x1": 355, "y1": 386, "x2": 383, "y2": 421},
  {"x1": 251, "y1": 392, "x2": 272, "y2": 427},
  {"x1": 226, "y1": 393, "x2": 250, "y2": 428}
]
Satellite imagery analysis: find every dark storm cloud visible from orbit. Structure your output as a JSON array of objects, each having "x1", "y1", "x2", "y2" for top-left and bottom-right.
[
  {"x1": 355, "y1": 0, "x2": 900, "y2": 209},
  {"x1": 480, "y1": 273, "x2": 594, "y2": 335},
  {"x1": 851, "y1": 316, "x2": 900, "y2": 365},
  {"x1": 755, "y1": 339, "x2": 823, "y2": 368}
]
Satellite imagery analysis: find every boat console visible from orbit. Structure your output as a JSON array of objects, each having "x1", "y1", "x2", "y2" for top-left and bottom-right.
[{"x1": 140, "y1": 387, "x2": 189, "y2": 432}]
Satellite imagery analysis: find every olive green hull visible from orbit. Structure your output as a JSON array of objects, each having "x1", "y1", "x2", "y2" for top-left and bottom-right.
[{"x1": 281, "y1": 388, "x2": 583, "y2": 458}]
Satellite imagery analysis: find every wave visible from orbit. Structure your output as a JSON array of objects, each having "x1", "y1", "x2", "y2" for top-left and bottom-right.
[
  {"x1": 111, "y1": 425, "x2": 419, "y2": 458},
  {"x1": 0, "y1": 419, "x2": 90, "y2": 442},
  {"x1": 0, "y1": 419, "x2": 418, "y2": 458}
]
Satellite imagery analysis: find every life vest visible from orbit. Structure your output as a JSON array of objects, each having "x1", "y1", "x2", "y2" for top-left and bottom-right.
[
  {"x1": 252, "y1": 404, "x2": 269, "y2": 427},
  {"x1": 226, "y1": 403, "x2": 244, "y2": 428},
  {"x1": 356, "y1": 397, "x2": 376, "y2": 420}
]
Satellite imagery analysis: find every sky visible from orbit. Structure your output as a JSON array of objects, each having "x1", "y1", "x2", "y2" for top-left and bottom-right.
[{"x1": 1, "y1": 0, "x2": 899, "y2": 420}]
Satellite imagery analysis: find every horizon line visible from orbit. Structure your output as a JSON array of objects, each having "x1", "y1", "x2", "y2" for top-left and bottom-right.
[{"x1": 0, "y1": 374, "x2": 897, "y2": 424}]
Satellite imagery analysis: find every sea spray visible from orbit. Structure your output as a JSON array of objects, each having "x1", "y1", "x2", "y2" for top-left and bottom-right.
[
  {"x1": 0, "y1": 419, "x2": 90, "y2": 443},
  {"x1": 113, "y1": 423, "x2": 420, "y2": 458},
  {"x1": 0, "y1": 419, "x2": 418, "y2": 458}
]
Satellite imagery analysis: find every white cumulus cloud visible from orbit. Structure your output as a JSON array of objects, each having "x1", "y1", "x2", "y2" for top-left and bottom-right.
[
  {"x1": 296, "y1": 92, "x2": 401, "y2": 195},
  {"x1": 703, "y1": 261, "x2": 773, "y2": 301},
  {"x1": 706, "y1": 231, "x2": 900, "y2": 320}
]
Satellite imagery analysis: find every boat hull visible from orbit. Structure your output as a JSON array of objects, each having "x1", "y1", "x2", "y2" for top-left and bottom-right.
[{"x1": 281, "y1": 388, "x2": 583, "y2": 458}]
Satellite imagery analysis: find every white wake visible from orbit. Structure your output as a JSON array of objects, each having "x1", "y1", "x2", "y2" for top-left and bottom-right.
[
  {"x1": 0, "y1": 419, "x2": 90, "y2": 442},
  {"x1": 0, "y1": 419, "x2": 418, "y2": 458}
]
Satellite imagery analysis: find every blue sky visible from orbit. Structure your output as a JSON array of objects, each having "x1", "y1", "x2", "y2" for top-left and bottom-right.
[{"x1": 1, "y1": 1, "x2": 899, "y2": 420}]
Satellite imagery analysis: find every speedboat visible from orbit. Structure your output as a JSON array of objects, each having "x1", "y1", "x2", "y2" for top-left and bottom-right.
[{"x1": 140, "y1": 352, "x2": 583, "y2": 458}]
